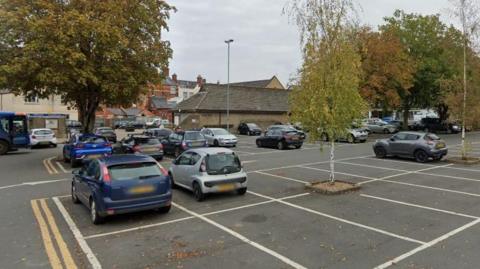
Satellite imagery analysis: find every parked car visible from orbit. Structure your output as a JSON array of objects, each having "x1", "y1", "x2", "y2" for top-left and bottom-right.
[
  {"x1": 66, "y1": 120, "x2": 82, "y2": 133},
  {"x1": 373, "y1": 132, "x2": 448, "y2": 163},
  {"x1": 116, "y1": 135, "x2": 164, "y2": 160},
  {"x1": 414, "y1": 118, "x2": 460, "y2": 134},
  {"x1": 29, "y1": 128, "x2": 57, "y2": 148},
  {"x1": 144, "y1": 128, "x2": 173, "y2": 140},
  {"x1": 71, "y1": 155, "x2": 172, "y2": 224},
  {"x1": 161, "y1": 131, "x2": 208, "y2": 157},
  {"x1": 267, "y1": 125, "x2": 307, "y2": 140},
  {"x1": 363, "y1": 119, "x2": 398, "y2": 134},
  {"x1": 321, "y1": 128, "x2": 368, "y2": 143},
  {"x1": 94, "y1": 127, "x2": 117, "y2": 143},
  {"x1": 237, "y1": 123, "x2": 262, "y2": 136},
  {"x1": 169, "y1": 148, "x2": 247, "y2": 201},
  {"x1": 63, "y1": 134, "x2": 112, "y2": 168},
  {"x1": 145, "y1": 118, "x2": 162, "y2": 128},
  {"x1": 201, "y1": 128, "x2": 238, "y2": 147},
  {"x1": 256, "y1": 128, "x2": 304, "y2": 150}
]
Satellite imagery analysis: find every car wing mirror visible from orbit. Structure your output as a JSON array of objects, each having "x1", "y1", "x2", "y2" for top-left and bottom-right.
[{"x1": 390, "y1": 137, "x2": 395, "y2": 142}]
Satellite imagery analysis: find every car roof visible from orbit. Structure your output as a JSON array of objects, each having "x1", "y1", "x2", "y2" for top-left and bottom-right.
[
  {"x1": 208, "y1": 128, "x2": 226, "y2": 131},
  {"x1": 99, "y1": 154, "x2": 156, "y2": 165},
  {"x1": 32, "y1": 128, "x2": 52, "y2": 131},
  {"x1": 396, "y1": 131, "x2": 426, "y2": 136},
  {"x1": 187, "y1": 147, "x2": 234, "y2": 156}
]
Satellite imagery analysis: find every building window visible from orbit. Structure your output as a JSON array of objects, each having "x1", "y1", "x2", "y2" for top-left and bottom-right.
[
  {"x1": 170, "y1": 86, "x2": 177, "y2": 95},
  {"x1": 24, "y1": 95, "x2": 39, "y2": 104}
]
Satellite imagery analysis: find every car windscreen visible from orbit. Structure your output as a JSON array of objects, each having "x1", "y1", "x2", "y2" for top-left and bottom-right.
[
  {"x1": 79, "y1": 136, "x2": 107, "y2": 144},
  {"x1": 184, "y1": 132, "x2": 204, "y2": 140},
  {"x1": 206, "y1": 153, "x2": 241, "y2": 175},
  {"x1": 108, "y1": 162, "x2": 162, "y2": 181},
  {"x1": 425, "y1": 134, "x2": 440, "y2": 140},
  {"x1": 212, "y1": 129, "x2": 229, "y2": 135},
  {"x1": 34, "y1": 130, "x2": 53, "y2": 135},
  {"x1": 135, "y1": 138, "x2": 160, "y2": 145},
  {"x1": 247, "y1": 123, "x2": 259, "y2": 128}
]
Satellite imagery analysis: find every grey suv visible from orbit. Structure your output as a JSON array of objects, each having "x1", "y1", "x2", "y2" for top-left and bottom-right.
[{"x1": 373, "y1": 132, "x2": 448, "y2": 162}]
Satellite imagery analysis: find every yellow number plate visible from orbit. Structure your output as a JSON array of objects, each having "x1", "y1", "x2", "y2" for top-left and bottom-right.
[
  {"x1": 87, "y1": 154, "x2": 102, "y2": 159},
  {"x1": 130, "y1": 185, "x2": 155, "y2": 194},
  {"x1": 217, "y1": 184, "x2": 235, "y2": 192},
  {"x1": 436, "y1": 143, "x2": 445, "y2": 149}
]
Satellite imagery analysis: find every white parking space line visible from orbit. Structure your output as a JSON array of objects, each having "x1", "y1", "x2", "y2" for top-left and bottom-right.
[
  {"x1": 173, "y1": 202, "x2": 308, "y2": 269},
  {"x1": 378, "y1": 179, "x2": 480, "y2": 198},
  {"x1": 83, "y1": 193, "x2": 310, "y2": 240},
  {"x1": 241, "y1": 160, "x2": 257, "y2": 164},
  {"x1": 0, "y1": 178, "x2": 69, "y2": 190},
  {"x1": 300, "y1": 166, "x2": 377, "y2": 181},
  {"x1": 56, "y1": 162, "x2": 70, "y2": 174},
  {"x1": 362, "y1": 156, "x2": 480, "y2": 173},
  {"x1": 374, "y1": 218, "x2": 480, "y2": 269},
  {"x1": 360, "y1": 194, "x2": 479, "y2": 219},
  {"x1": 254, "y1": 171, "x2": 309, "y2": 184},
  {"x1": 52, "y1": 197, "x2": 102, "y2": 269},
  {"x1": 358, "y1": 164, "x2": 454, "y2": 185},
  {"x1": 248, "y1": 191, "x2": 426, "y2": 245},
  {"x1": 234, "y1": 150, "x2": 255, "y2": 155}
]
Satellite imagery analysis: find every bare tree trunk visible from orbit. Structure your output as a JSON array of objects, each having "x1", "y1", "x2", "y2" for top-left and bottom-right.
[
  {"x1": 461, "y1": 0, "x2": 468, "y2": 160},
  {"x1": 329, "y1": 139, "x2": 335, "y2": 183}
]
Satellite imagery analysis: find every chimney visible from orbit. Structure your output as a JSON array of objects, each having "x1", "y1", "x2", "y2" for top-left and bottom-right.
[
  {"x1": 196, "y1": 75, "x2": 203, "y2": 86},
  {"x1": 172, "y1": 73, "x2": 177, "y2": 83},
  {"x1": 162, "y1": 67, "x2": 170, "y2": 78}
]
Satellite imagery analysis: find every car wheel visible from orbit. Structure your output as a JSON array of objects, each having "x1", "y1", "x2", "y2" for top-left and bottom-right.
[
  {"x1": 347, "y1": 134, "x2": 355, "y2": 143},
  {"x1": 414, "y1": 150, "x2": 429, "y2": 163},
  {"x1": 383, "y1": 128, "x2": 390, "y2": 134},
  {"x1": 374, "y1": 146, "x2": 387, "y2": 158},
  {"x1": 63, "y1": 150, "x2": 70, "y2": 163},
  {"x1": 256, "y1": 140, "x2": 262, "y2": 148},
  {"x1": 157, "y1": 205, "x2": 171, "y2": 214},
  {"x1": 237, "y1": 187, "x2": 247, "y2": 195},
  {"x1": 90, "y1": 199, "x2": 104, "y2": 225},
  {"x1": 295, "y1": 144, "x2": 302, "y2": 149},
  {"x1": 70, "y1": 158, "x2": 77, "y2": 168},
  {"x1": 0, "y1": 140, "x2": 8, "y2": 155},
  {"x1": 193, "y1": 182, "x2": 204, "y2": 202},
  {"x1": 174, "y1": 148, "x2": 181, "y2": 158},
  {"x1": 169, "y1": 173, "x2": 177, "y2": 189},
  {"x1": 214, "y1": 140, "x2": 219, "y2": 147},
  {"x1": 277, "y1": 141, "x2": 285, "y2": 150},
  {"x1": 71, "y1": 184, "x2": 80, "y2": 204},
  {"x1": 248, "y1": 131, "x2": 251, "y2": 136}
]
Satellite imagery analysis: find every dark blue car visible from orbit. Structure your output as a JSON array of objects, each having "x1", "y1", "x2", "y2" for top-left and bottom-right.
[
  {"x1": 71, "y1": 155, "x2": 172, "y2": 224},
  {"x1": 63, "y1": 134, "x2": 112, "y2": 167}
]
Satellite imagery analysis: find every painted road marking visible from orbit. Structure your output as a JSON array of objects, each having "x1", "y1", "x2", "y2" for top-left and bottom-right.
[
  {"x1": 173, "y1": 202, "x2": 308, "y2": 269},
  {"x1": 362, "y1": 156, "x2": 480, "y2": 173},
  {"x1": 255, "y1": 171, "x2": 309, "y2": 184},
  {"x1": 53, "y1": 197, "x2": 102, "y2": 269},
  {"x1": 360, "y1": 194, "x2": 479, "y2": 219},
  {"x1": 376, "y1": 179, "x2": 480, "y2": 198},
  {"x1": 374, "y1": 218, "x2": 480, "y2": 269},
  {"x1": 31, "y1": 200, "x2": 63, "y2": 269},
  {"x1": 43, "y1": 157, "x2": 59, "y2": 174},
  {"x1": 241, "y1": 160, "x2": 257, "y2": 164},
  {"x1": 56, "y1": 162, "x2": 70, "y2": 173},
  {"x1": 39, "y1": 199, "x2": 77, "y2": 269},
  {"x1": 83, "y1": 193, "x2": 310, "y2": 240},
  {"x1": 358, "y1": 164, "x2": 454, "y2": 185},
  {"x1": 0, "y1": 179, "x2": 69, "y2": 191},
  {"x1": 300, "y1": 166, "x2": 377, "y2": 181},
  {"x1": 248, "y1": 190, "x2": 426, "y2": 245}
]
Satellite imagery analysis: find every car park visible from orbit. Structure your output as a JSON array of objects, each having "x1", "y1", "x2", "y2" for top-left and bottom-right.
[
  {"x1": 373, "y1": 131, "x2": 448, "y2": 162},
  {"x1": 237, "y1": 123, "x2": 262, "y2": 136},
  {"x1": 63, "y1": 134, "x2": 113, "y2": 167},
  {"x1": 161, "y1": 131, "x2": 208, "y2": 157},
  {"x1": 94, "y1": 127, "x2": 117, "y2": 143},
  {"x1": 414, "y1": 117, "x2": 460, "y2": 134},
  {"x1": 321, "y1": 127, "x2": 368, "y2": 143},
  {"x1": 267, "y1": 125, "x2": 307, "y2": 140},
  {"x1": 256, "y1": 128, "x2": 303, "y2": 150},
  {"x1": 168, "y1": 148, "x2": 247, "y2": 201},
  {"x1": 363, "y1": 119, "x2": 398, "y2": 134},
  {"x1": 201, "y1": 128, "x2": 238, "y2": 147},
  {"x1": 143, "y1": 128, "x2": 173, "y2": 140},
  {"x1": 116, "y1": 135, "x2": 164, "y2": 160},
  {"x1": 29, "y1": 128, "x2": 57, "y2": 148},
  {"x1": 71, "y1": 155, "x2": 172, "y2": 224}
]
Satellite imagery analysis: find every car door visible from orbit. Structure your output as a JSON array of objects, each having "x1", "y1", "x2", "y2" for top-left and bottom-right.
[
  {"x1": 163, "y1": 134, "x2": 177, "y2": 154},
  {"x1": 201, "y1": 129, "x2": 213, "y2": 145},
  {"x1": 405, "y1": 134, "x2": 421, "y2": 155},
  {"x1": 388, "y1": 133, "x2": 409, "y2": 155},
  {"x1": 183, "y1": 152, "x2": 202, "y2": 186},
  {"x1": 173, "y1": 152, "x2": 193, "y2": 186},
  {"x1": 77, "y1": 161, "x2": 97, "y2": 203}
]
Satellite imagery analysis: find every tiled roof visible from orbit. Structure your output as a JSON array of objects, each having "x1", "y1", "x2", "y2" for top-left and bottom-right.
[
  {"x1": 122, "y1": 108, "x2": 142, "y2": 116},
  {"x1": 176, "y1": 84, "x2": 289, "y2": 113},
  {"x1": 229, "y1": 79, "x2": 272, "y2": 88},
  {"x1": 151, "y1": 96, "x2": 175, "y2": 109},
  {"x1": 106, "y1": 108, "x2": 125, "y2": 116},
  {"x1": 177, "y1": 80, "x2": 198, "y2": 89}
]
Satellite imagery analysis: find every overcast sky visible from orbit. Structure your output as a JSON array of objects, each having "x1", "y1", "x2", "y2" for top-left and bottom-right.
[{"x1": 164, "y1": 0, "x2": 457, "y2": 86}]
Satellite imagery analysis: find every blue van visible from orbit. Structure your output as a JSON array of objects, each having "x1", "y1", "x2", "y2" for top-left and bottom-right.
[{"x1": 0, "y1": 112, "x2": 30, "y2": 155}]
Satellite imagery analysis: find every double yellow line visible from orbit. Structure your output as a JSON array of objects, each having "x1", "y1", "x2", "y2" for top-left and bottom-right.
[
  {"x1": 43, "y1": 157, "x2": 59, "y2": 175},
  {"x1": 31, "y1": 199, "x2": 77, "y2": 269}
]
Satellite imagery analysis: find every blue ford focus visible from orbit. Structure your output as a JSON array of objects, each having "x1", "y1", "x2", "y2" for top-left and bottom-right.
[
  {"x1": 71, "y1": 155, "x2": 172, "y2": 224},
  {"x1": 63, "y1": 133, "x2": 113, "y2": 168}
]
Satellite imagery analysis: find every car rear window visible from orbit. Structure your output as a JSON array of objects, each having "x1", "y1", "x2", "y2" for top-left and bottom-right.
[
  {"x1": 184, "y1": 132, "x2": 203, "y2": 140},
  {"x1": 206, "y1": 153, "x2": 241, "y2": 175},
  {"x1": 135, "y1": 138, "x2": 160, "y2": 145},
  {"x1": 79, "y1": 136, "x2": 107, "y2": 144},
  {"x1": 108, "y1": 162, "x2": 162, "y2": 181},
  {"x1": 34, "y1": 130, "x2": 53, "y2": 135},
  {"x1": 425, "y1": 134, "x2": 440, "y2": 140},
  {"x1": 247, "y1": 123, "x2": 258, "y2": 128},
  {"x1": 212, "y1": 129, "x2": 229, "y2": 135}
]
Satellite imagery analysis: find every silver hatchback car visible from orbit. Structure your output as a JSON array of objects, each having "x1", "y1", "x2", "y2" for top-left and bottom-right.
[
  {"x1": 373, "y1": 132, "x2": 448, "y2": 162},
  {"x1": 168, "y1": 148, "x2": 248, "y2": 201}
]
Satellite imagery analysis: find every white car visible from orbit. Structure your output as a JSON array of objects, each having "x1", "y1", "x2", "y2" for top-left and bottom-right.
[
  {"x1": 168, "y1": 148, "x2": 247, "y2": 201},
  {"x1": 201, "y1": 128, "x2": 238, "y2": 147},
  {"x1": 30, "y1": 128, "x2": 57, "y2": 147}
]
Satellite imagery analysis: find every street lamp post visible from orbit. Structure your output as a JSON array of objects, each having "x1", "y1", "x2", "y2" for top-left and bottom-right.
[{"x1": 225, "y1": 39, "x2": 233, "y2": 132}]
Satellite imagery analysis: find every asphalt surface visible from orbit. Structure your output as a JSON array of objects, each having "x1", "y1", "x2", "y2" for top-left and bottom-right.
[{"x1": 1, "y1": 131, "x2": 480, "y2": 269}]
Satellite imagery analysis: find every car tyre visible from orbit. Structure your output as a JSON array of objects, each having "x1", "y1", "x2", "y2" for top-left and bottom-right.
[
  {"x1": 0, "y1": 140, "x2": 9, "y2": 155},
  {"x1": 193, "y1": 182, "x2": 204, "y2": 202},
  {"x1": 414, "y1": 150, "x2": 429, "y2": 163},
  {"x1": 169, "y1": 173, "x2": 177, "y2": 189},
  {"x1": 63, "y1": 150, "x2": 70, "y2": 163},
  {"x1": 347, "y1": 134, "x2": 355, "y2": 143},
  {"x1": 248, "y1": 131, "x2": 252, "y2": 136},
  {"x1": 295, "y1": 144, "x2": 302, "y2": 149},
  {"x1": 374, "y1": 146, "x2": 387, "y2": 158},
  {"x1": 157, "y1": 205, "x2": 171, "y2": 214},
  {"x1": 383, "y1": 129, "x2": 390, "y2": 134},
  {"x1": 90, "y1": 199, "x2": 104, "y2": 225},
  {"x1": 277, "y1": 141, "x2": 285, "y2": 150},
  {"x1": 256, "y1": 140, "x2": 262, "y2": 148},
  {"x1": 237, "y1": 187, "x2": 247, "y2": 195},
  {"x1": 71, "y1": 184, "x2": 80, "y2": 204},
  {"x1": 70, "y1": 158, "x2": 77, "y2": 168},
  {"x1": 214, "y1": 140, "x2": 219, "y2": 147}
]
